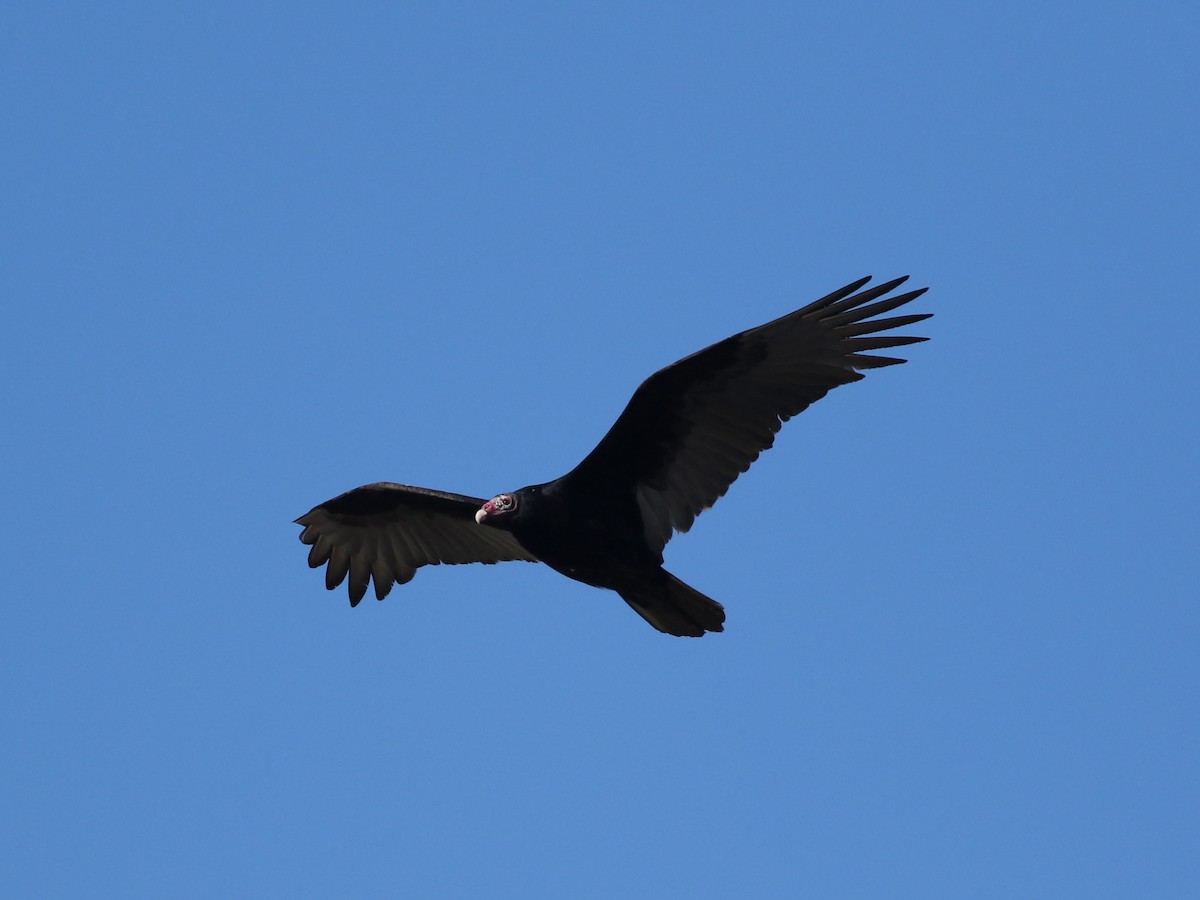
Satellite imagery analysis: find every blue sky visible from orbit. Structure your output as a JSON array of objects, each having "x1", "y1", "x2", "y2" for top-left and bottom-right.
[{"x1": 3, "y1": 2, "x2": 1197, "y2": 897}]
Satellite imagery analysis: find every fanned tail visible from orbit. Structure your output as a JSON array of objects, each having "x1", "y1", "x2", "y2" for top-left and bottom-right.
[{"x1": 618, "y1": 569, "x2": 726, "y2": 637}]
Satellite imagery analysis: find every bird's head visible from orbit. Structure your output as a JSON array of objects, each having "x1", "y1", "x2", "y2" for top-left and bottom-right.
[{"x1": 475, "y1": 493, "x2": 517, "y2": 527}]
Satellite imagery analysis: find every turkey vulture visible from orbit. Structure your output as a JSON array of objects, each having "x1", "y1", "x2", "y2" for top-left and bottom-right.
[{"x1": 296, "y1": 276, "x2": 930, "y2": 636}]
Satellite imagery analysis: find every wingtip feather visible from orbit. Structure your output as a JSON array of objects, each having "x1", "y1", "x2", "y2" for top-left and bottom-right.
[{"x1": 849, "y1": 353, "x2": 909, "y2": 369}]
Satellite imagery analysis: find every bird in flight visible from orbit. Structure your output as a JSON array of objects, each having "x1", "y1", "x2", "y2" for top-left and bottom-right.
[{"x1": 295, "y1": 275, "x2": 930, "y2": 636}]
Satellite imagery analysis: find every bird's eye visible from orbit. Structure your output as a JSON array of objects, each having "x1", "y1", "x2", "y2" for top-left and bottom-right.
[{"x1": 495, "y1": 494, "x2": 513, "y2": 510}]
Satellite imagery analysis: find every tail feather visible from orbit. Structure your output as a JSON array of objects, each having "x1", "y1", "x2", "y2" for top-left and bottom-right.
[{"x1": 618, "y1": 570, "x2": 725, "y2": 637}]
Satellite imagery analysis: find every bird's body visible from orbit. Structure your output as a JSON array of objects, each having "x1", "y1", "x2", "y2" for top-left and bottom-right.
[
  {"x1": 502, "y1": 482, "x2": 653, "y2": 587},
  {"x1": 296, "y1": 276, "x2": 931, "y2": 636}
]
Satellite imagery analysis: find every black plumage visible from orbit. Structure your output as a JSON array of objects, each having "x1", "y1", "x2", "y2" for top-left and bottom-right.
[{"x1": 295, "y1": 275, "x2": 930, "y2": 636}]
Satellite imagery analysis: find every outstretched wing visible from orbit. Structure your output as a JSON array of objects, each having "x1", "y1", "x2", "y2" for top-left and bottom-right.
[
  {"x1": 295, "y1": 483, "x2": 539, "y2": 605},
  {"x1": 563, "y1": 276, "x2": 931, "y2": 551}
]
